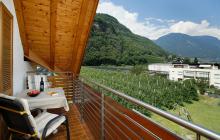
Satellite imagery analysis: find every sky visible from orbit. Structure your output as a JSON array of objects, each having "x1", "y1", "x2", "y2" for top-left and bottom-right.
[{"x1": 97, "y1": 0, "x2": 220, "y2": 40}]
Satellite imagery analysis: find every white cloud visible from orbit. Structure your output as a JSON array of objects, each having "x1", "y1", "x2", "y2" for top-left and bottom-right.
[
  {"x1": 170, "y1": 20, "x2": 220, "y2": 39},
  {"x1": 97, "y1": 1, "x2": 220, "y2": 40}
]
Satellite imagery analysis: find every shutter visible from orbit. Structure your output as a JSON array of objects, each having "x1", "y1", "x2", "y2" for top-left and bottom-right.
[
  {"x1": 0, "y1": 3, "x2": 13, "y2": 140},
  {"x1": 0, "y1": 2, "x2": 13, "y2": 96}
]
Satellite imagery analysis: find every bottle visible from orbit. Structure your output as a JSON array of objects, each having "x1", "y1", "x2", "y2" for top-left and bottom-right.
[
  {"x1": 26, "y1": 77, "x2": 29, "y2": 89},
  {"x1": 40, "y1": 77, "x2": 44, "y2": 92}
]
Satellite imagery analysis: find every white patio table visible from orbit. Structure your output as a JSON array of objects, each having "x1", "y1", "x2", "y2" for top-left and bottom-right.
[{"x1": 16, "y1": 87, "x2": 69, "y2": 111}]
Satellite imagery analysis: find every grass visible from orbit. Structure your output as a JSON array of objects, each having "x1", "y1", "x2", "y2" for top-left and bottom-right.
[{"x1": 151, "y1": 95, "x2": 220, "y2": 139}]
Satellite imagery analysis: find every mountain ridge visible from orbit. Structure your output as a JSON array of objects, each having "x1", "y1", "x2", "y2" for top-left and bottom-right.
[
  {"x1": 155, "y1": 33, "x2": 220, "y2": 61},
  {"x1": 83, "y1": 13, "x2": 168, "y2": 66}
]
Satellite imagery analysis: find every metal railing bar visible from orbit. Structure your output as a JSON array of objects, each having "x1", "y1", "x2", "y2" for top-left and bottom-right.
[
  {"x1": 82, "y1": 103, "x2": 120, "y2": 140},
  {"x1": 132, "y1": 109, "x2": 184, "y2": 139},
  {"x1": 83, "y1": 114, "x2": 101, "y2": 138},
  {"x1": 83, "y1": 103, "x2": 130, "y2": 140},
  {"x1": 83, "y1": 113, "x2": 100, "y2": 132},
  {"x1": 83, "y1": 88, "x2": 142, "y2": 139},
  {"x1": 103, "y1": 128, "x2": 114, "y2": 140},
  {"x1": 80, "y1": 99, "x2": 99, "y2": 128},
  {"x1": 85, "y1": 109, "x2": 100, "y2": 129},
  {"x1": 123, "y1": 113, "x2": 161, "y2": 140},
  {"x1": 83, "y1": 103, "x2": 101, "y2": 122},
  {"x1": 83, "y1": 104, "x2": 101, "y2": 125},
  {"x1": 81, "y1": 93, "x2": 128, "y2": 139},
  {"x1": 104, "y1": 115, "x2": 131, "y2": 140},
  {"x1": 83, "y1": 92, "x2": 102, "y2": 107},
  {"x1": 101, "y1": 93, "x2": 105, "y2": 140},
  {"x1": 83, "y1": 92, "x2": 131, "y2": 133},
  {"x1": 82, "y1": 91, "x2": 133, "y2": 139},
  {"x1": 80, "y1": 77, "x2": 220, "y2": 140},
  {"x1": 83, "y1": 88, "x2": 102, "y2": 100},
  {"x1": 196, "y1": 133, "x2": 201, "y2": 140},
  {"x1": 104, "y1": 129, "x2": 115, "y2": 140}
]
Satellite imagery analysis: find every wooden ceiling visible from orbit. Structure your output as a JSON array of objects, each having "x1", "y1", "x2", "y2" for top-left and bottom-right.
[{"x1": 13, "y1": 0, "x2": 99, "y2": 74}]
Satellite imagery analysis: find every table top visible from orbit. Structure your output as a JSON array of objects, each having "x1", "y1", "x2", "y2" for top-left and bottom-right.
[
  {"x1": 17, "y1": 87, "x2": 65, "y2": 99},
  {"x1": 16, "y1": 88, "x2": 69, "y2": 111}
]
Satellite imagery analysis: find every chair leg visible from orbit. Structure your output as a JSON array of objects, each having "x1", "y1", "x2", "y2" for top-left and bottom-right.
[
  {"x1": 65, "y1": 116, "x2": 70, "y2": 140},
  {"x1": 9, "y1": 132, "x2": 12, "y2": 140}
]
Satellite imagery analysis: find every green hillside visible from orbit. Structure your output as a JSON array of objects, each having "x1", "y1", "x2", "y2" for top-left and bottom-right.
[{"x1": 83, "y1": 14, "x2": 167, "y2": 66}]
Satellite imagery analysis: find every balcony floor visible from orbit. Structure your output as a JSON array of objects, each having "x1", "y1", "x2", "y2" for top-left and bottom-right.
[{"x1": 47, "y1": 104, "x2": 93, "y2": 140}]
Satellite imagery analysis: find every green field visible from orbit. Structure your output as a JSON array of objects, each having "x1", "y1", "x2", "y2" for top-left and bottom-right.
[
  {"x1": 80, "y1": 67, "x2": 220, "y2": 138},
  {"x1": 152, "y1": 95, "x2": 220, "y2": 139}
]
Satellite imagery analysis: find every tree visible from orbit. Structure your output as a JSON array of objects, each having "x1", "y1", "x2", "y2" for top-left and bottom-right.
[
  {"x1": 193, "y1": 57, "x2": 199, "y2": 64},
  {"x1": 196, "y1": 79, "x2": 208, "y2": 95},
  {"x1": 183, "y1": 57, "x2": 191, "y2": 64}
]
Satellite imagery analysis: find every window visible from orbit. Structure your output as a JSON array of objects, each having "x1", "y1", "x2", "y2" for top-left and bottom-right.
[
  {"x1": 214, "y1": 74, "x2": 220, "y2": 79},
  {"x1": 0, "y1": 2, "x2": 13, "y2": 95}
]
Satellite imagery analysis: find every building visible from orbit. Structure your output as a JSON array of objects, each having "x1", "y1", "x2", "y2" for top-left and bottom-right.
[
  {"x1": 149, "y1": 63, "x2": 220, "y2": 89},
  {"x1": 148, "y1": 63, "x2": 172, "y2": 74}
]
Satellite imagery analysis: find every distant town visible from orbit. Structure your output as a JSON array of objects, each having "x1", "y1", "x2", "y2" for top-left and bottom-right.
[{"x1": 148, "y1": 63, "x2": 220, "y2": 89}]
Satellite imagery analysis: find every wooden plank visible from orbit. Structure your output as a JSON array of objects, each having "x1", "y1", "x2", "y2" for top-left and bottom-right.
[
  {"x1": 22, "y1": 1, "x2": 50, "y2": 11},
  {"x1": 22, "y1": 0, "x2": 50, "y2": 6},
  {"x1": 50, "y1": 0, "x2": 58, "y2": 70},
  {"x1": 14, "y1": 0, "x2": 99, "y2": 73},
  {"x1": 72, "y1": 0, "x2": 99, "y2": 74},
  {"x1": 70, "y1": 0, "x2": 88, "y2": 73},
  {"x1": 13, "y1": 0, "x2": 29, "y2": 56}
]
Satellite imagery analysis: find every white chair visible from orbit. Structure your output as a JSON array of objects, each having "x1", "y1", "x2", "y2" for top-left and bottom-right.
[{"x1": 0, "y1": 94, "x2": 70, "y2": 140}]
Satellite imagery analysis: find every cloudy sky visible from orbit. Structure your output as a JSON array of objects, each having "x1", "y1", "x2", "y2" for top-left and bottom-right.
[{"x1": 97, "y1": 0, "x2": 220, "y2": 40}]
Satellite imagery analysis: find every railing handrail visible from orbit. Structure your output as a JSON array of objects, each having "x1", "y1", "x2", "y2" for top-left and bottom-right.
[
  {"x1": 79, "y1": 76, "x2": 220, "y2": 140},
  {"x1": 27, "y1": 71, "x2": 73, "y2": 74}
]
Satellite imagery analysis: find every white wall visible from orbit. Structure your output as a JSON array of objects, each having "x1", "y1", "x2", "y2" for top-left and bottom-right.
[
  {"x1": 1, "y1": 0, "x2": 33, "y2": 95},
  {"x1": 148, "y1": 64, "x2": 171, "y2": 73}
]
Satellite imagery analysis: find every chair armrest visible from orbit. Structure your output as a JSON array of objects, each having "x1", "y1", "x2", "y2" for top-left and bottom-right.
[{"x1": 41, "y1": 115, "x2": 66, "y2": 140}]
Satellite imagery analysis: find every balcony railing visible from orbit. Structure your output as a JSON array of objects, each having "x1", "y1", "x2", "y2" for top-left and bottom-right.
[
  {"x1": 26, "y1": 71, "x2": 220, "y2": 139},
  {"x1": 27, "y1": 71, "x2": 74, "y2": 102},
  {"x1": 74, "y1": 76, "x2": 220, "y2": 140}
]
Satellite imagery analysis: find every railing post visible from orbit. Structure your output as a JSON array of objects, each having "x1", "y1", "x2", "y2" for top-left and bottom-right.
[
  {"x1": 101, "y1": 92, "x2": 105, "y2": 140},
  {"x1": 196, "y1": 133, "x2": 201, "y2": 140},
  {"x1": 80, "y1": 79, "x2": 84, "y2": 122}
]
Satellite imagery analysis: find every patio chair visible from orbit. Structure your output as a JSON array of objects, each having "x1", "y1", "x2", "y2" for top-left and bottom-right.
[{"x1": 0, "y1": 94, "x2": 70, "y2": 140}]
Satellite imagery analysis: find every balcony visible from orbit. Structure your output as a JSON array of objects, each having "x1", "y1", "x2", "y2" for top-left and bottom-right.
[
  {"x1": 47, "y1": 104, "x2": 93, "y2": 140},
  {"x1": 28, "y1": 71, "x2": 219, "y2": 140}
]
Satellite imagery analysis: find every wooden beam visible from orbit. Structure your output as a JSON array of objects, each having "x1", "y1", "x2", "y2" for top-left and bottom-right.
[
  {"x1": 13, "y1": 0, "x2": 29, "y2": 56},
  {"x1": 50, "y1": 0, "x2": 58, "y2": 70},
  {"x1": 25, "y1": 50, "x2": 63, "y2": 72},
  {"x1": 72, "y1": 0, "x2": 99, "y2": 74},
  {"x1": 71, "y1": 0, "x2": 85, "y2": 71},
  {"x1": 69, "y1": 0, "x2": 84, "y2": 71}
]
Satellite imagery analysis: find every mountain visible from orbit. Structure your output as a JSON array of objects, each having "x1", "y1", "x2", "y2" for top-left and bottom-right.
[
  {"x1": 155, "y1": 33, "x2": 220, "y2": 61},
  {"x1": 83, "y1": 14, "x2": 167, "y2": 66}
]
